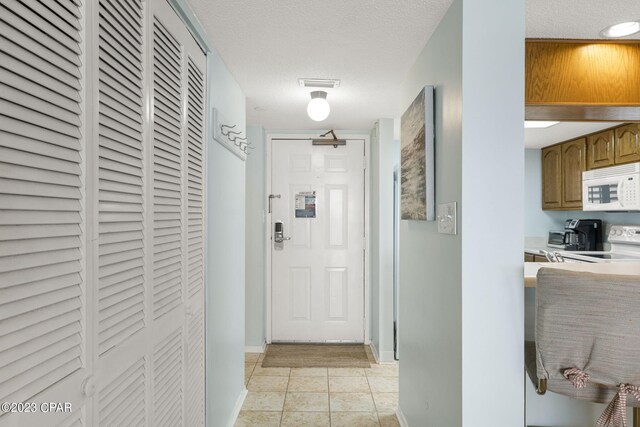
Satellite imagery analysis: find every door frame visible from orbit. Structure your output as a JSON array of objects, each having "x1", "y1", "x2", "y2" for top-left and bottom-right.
[{"x1": 265, "y1": 133, "x2": 371, "y2": 344}]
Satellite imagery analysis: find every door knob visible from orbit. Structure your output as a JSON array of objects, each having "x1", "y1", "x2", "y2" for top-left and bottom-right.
[{"x1": 274, "y1": 221, "x2": 291, "y2": 244}]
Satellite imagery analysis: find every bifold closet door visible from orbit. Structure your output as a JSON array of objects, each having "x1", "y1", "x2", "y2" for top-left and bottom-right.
[
  {"x1": 151, "y1": 2, "x2": 206, "y2": 426},
  {"x1": 0, "y1": 0, "x2": 88, "y2": 426},
  {"x1": 93, "y1": 0, "x2": 148, "y2": 425},
  {"x1": 0, "y1": 0, "x2": 206, "y2": 425},
  {"x1": 93, "y1": 0, "x2": 206, "y2": 426}
]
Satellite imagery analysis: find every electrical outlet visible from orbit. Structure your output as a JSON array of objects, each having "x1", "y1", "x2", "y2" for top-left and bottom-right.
[{"x1": 437, "y1": 202, "x2": 457, "y2": 235}]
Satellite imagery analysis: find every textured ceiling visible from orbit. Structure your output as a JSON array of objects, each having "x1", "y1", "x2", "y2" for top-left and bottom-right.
[
  {"x1": 187, "y1": 0, "x2": 639, "y2": 131},
  {"x1": 187, "y1": 0, "x2": 453, "y2": 130},
  {"x1": 525, "y1": 122, "x2": 623, "y2": 149},
  {"x1": 526, "y1": 0, "x2": 640, "y2": 40}
]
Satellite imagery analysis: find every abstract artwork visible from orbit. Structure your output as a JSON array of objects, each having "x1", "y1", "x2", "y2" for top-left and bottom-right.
[{"x1": 401, "y1": 86, "x2": 434, "y2": 221}]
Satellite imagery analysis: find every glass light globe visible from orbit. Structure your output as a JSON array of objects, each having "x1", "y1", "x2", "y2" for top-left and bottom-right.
[{"x1": 307, "y1": 93, "x2": 330, "y2": 121}]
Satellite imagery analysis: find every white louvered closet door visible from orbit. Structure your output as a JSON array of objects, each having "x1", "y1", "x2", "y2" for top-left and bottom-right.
[
  {"x1": 0, "y1": 0, "x2": 87, "y2": 426},
  {"x1": 150, "y1": 1, "x2": 206, "y2": 426},
  {"x1": 93, "y1": 0, "x2": 149, "y2": 426},
  {"x1": 0, "y1": 0, "x2": 206, "y2": 425},
  {"x1": 185, "y1": 48, "x2": 206, "y2": 427}
]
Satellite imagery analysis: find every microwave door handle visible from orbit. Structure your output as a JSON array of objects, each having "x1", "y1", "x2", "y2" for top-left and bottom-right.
[{"x1": 618, "y1": 178, "x2": 625, "y2": 207}]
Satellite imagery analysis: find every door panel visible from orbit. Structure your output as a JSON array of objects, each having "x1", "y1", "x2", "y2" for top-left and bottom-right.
[
  {"x1": 271, "y1": 139, "x2": 365, "y2": 342},
  {"x1": 587, "y1": 130, "x2": 614, "y2": 170},
  {"x1": 615, "y1": 123, "x2": 640, "y2": 165},
  {"x1": 561, "y1": 138, "x2": 586, "y2": 208},
  {"x1": 541, "y1": 145, "x2": 562, "y2": 209}
]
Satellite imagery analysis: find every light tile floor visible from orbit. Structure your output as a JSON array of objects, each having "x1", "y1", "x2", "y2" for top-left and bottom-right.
[{"x1": 236, "y1": 352, "x2": 400, "y2": 427}]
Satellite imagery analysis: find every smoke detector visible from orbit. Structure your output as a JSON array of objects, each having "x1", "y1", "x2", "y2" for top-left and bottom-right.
[{"x1": 298, "y1": 78, "x2": 341, "y2": 89}]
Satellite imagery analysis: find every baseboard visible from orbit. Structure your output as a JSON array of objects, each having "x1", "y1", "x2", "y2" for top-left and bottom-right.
[
  {"x1": 369, "y1": 342, "x2": 380, "y2": 363},
  {"x1": 396, "y1": 405, "x2": 409, "y2": 427},
  {"x1": 378, "y1": 350, "x2": 396, "y2": 364},
  {"x1": 245, "y1": 342, "x2": 266, "y2": 353},
  {"x1": 227, "y1": 387, "x2": 248, "y2": 427},
  {"x1": 369, "y1": 342, "x2": 396, "y2": 365}
]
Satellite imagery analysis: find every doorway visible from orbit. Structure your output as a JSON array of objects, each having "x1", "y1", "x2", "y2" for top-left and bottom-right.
[{"x1": 266, "y1": 137, "x2": 367, "y2": 342}]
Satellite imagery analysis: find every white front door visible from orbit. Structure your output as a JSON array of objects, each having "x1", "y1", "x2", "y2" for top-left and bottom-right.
[{"x1": 270, "y1": 139, "x2": 366, "y2": 342}]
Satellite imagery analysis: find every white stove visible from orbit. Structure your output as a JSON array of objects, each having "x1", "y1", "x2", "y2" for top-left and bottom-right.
[{"x1": 558, "y1": 225, "x2": 640, "y2": 263}]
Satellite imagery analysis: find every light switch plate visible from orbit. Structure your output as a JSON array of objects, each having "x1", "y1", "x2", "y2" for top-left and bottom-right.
[{"x1": 437, "y1": 202, "x2": 457, "y2": 235}]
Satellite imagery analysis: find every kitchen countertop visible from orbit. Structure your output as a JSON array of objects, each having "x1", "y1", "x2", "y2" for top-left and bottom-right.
[
  {"x1": 524, "y1": 236, "x2": 562, "y2": 256},
  {"x1": 524, "y1": 262, "x2": 640, "y2": 287}
]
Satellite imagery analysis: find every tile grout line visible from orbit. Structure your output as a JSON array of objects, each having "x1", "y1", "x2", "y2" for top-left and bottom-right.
[
  {"x1": 278, "y1": 366, "x2": 291, "y2": 427},
  {"x1": 366, "y1": 367, "x2": 383, "y2": 427},
  {"x1": 327, "y1": 367, "x2": 331, "y2": 427}
]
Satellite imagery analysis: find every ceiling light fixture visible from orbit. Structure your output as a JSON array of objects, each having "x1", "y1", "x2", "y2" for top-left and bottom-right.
[
  {"x1": 307, "y1": 91, "x2": 330, "y2": 122},
  {"x1": 524, "y1": 121, "x2": 559, "y2": 129},
  {"x1": 600, "y1": 21, "x2": 640, "y2": 38}
]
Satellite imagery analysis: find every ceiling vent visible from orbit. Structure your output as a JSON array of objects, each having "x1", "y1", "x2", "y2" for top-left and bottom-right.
[{"x1": 298, "y1": 78, "x2": 341, "y2": 89}]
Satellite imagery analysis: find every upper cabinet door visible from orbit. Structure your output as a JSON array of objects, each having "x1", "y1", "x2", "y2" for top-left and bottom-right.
[
  {"x1": 561, "y1": 138, "x2": 586, "y2": 209},
  {"x1": 542, "y1": 145, "x2": 562, "y2": 209},
  {"x1": 587, "y1": 130, "x2": 614, "y2": 170},
  {"x1": 614, "y1": 123, "x2": 640, "y2": 165}
]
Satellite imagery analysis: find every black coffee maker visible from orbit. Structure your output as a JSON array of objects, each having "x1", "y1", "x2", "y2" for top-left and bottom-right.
[{"x1": 564, "y1": 219, "x2": 602, "y2": 251}]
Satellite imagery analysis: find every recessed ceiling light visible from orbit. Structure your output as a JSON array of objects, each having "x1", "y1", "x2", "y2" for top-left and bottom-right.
[
  {"x1": 600, "y1": 21, "x2": 640, "y2": 38},
  {"x1": 524, "y1": 121, "x2": 559, "y2": 129}
]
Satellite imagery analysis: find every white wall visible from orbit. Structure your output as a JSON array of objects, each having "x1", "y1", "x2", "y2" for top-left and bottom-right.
[
  {"x1": 245, "y1": 125, "x2": 266, "y2": 349},
  {"x1": 399, "y1": 2, "x2": 463, "y2": 423},
  {"x1": 205, "y1": 49, "x2": 247, "y2": 427},
  {"x1": 370, "y1": 119, "x2": 396, "y2": 362},
  {"x1": 459, "y1": 0, "x2": 524, "y2": 424},
  {"x1": 398, "y1": 0, "x2": 524, "y2": 425}
]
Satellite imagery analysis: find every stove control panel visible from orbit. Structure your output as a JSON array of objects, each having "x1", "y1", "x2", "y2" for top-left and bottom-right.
[{"x1": 608, "y1": 225, "x2": 640, "y2": 245}]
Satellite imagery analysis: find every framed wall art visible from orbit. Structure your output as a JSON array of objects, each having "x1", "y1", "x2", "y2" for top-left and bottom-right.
[{"x1": 400, "y1": 85, "x2": 435, "y2": 221}]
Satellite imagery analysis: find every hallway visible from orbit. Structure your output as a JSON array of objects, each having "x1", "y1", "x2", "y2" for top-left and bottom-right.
[{"x1": 236, "y1": 352, "x2": 400, "y2": 427}]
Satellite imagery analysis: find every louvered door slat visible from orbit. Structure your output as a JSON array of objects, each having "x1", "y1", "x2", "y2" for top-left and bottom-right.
[
  {"x1": 0, "y1": 54, "x2": 81, "y2": 104},
  {"x1": 99, "y1": 63, "x2": 143, "y2": 103},
  {"x1": 153, "y1": 329, "x2": 182, "y2": 427},
  {"x1": 186, "y1": 309, "x2": 205, "y2": 426},
  {"x1": 105, "y1": 0, "x2": 142, "y2": 36},
  {"x1": 99, "y1": 81, "x2": 142, "y2": 116},
  {"x1": 0, "y1": 22, "x2": 80, "y2": 79},
  {"x1": 3, "y1": 0, "x2": 80, "y2": 42},
  {"x1": 99, "y1": 8, "x2": 142, "y2": 57},
  {"x1": 97, "y1": 0, "x2": 145, "y2": 357},
  {"x1": 19, "y1": 0, "x2": 81, "y2": 42},
  {"x1": 0, "y1": 11, "x2": 80, "y2": 65},
  {"x1": 186, "y1": 58, "x2": 204, "y2": 300},
  {"x1": 0, "y1": 0, "x2": 83, "y2": 411},
  {"x1": 152, "y1": 16, "x2": 183, "y2": 320},
  {"x1": 1, "y1": 37, "x2": 81, "y2": 89},
  {"x1": 1, "y1": 71, "x2": 81, "y2": 117},
  {"x1": 99, "y1": 357, "x2": 145, "y2": 426},
  {"x1": 0, "y1": 99, "x2": 81, "y2": 138},
  {"x1": 100, "y1": 4, "x2": 140, "y2": 49}
]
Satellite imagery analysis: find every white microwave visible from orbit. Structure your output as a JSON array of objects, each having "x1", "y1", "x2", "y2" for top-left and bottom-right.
[{"x1": 583, "y1": 162, "x2": 640, "y2": 211}]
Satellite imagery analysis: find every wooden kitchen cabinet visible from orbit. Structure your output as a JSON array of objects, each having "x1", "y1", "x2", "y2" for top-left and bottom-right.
[
  {"x1": 540, "y1": 123, "x2": 640, "y2": 210},
  {"x1": 542, "y1": 145, "x2": 562, "y2": 209},
  {"x1": 587, "y1": 129, "x2": 614, "y2": 170},
  {"x1": 525, "y1": 252, "x2": 549, "y2": 262},
  {"x1": 614, "y1": 123, "x2": 640, "y2": 165},
  {"x1": 541, "y1": 138, "x2": 586, "y2": 210},
  {"x1": 561, "y1": 138, "x2": 586, "y2": 208}
]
